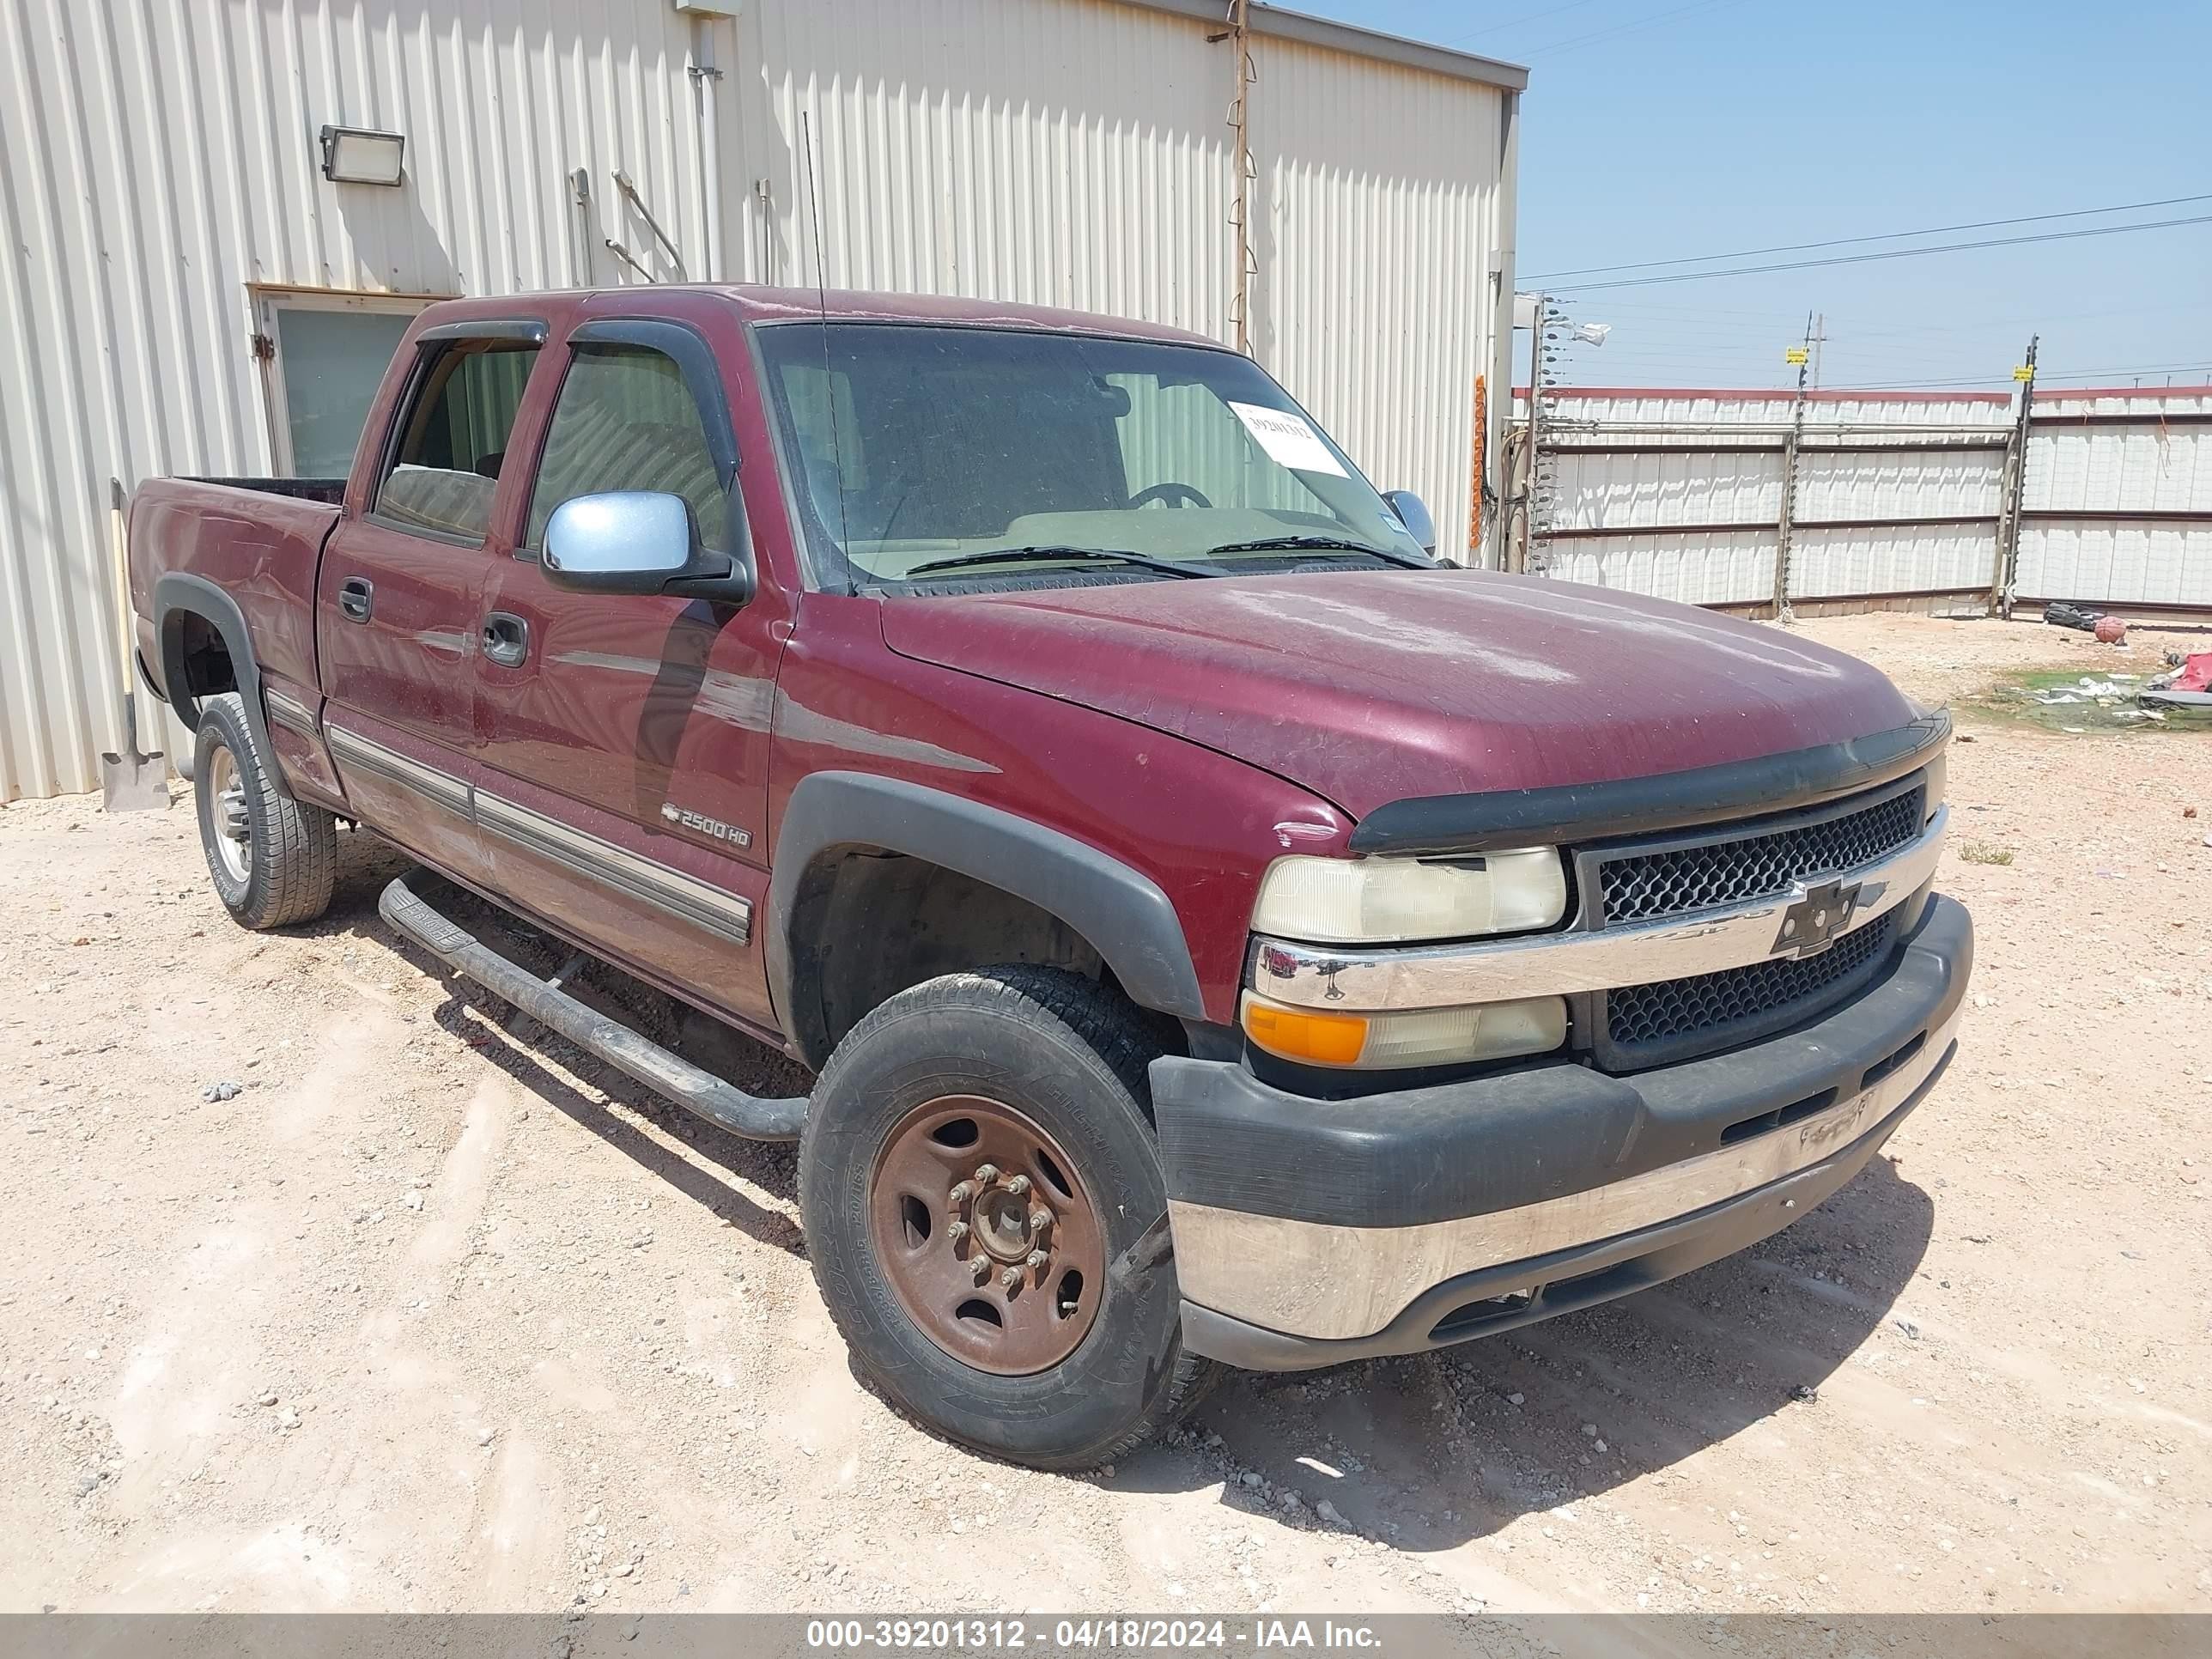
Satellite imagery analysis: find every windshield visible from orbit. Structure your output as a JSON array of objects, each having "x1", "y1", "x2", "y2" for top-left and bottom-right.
[{"x1": 755, "y1": 323, "x2": 1427, "y2": 589}]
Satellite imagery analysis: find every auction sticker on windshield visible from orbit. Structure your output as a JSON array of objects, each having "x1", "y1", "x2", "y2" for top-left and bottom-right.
[{"x1": 1230, "y1": 402, "x2": 1350, "y2": 477}]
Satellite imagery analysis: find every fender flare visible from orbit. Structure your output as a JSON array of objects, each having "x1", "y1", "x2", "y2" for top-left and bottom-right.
[
  {"x1": 767, "y1": 771, "x2": 1206, "y2": 1065},
  {"x1": 152, "y1": 571, "x2": 287, "y2": 795}
]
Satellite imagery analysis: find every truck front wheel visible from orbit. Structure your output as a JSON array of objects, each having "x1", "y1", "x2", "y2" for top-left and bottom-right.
[
  {"x1": 798, "y1": 965, "x2": 1215, "y2": 1468},
  {"x1": 191, "y1": 692, "x2": 337, "y2": 930}
]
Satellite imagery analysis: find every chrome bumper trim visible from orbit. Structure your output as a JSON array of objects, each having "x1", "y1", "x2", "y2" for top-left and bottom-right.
[
  {"x1": 1169, "y1": 1011, "x2": 1957, "y2": 1343},
  {"x1": 1251, "y1": 805, "x2": 1946, "y2": 1011}
]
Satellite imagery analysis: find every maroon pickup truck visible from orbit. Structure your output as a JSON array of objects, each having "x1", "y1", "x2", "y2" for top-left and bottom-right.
[{"x1": 130, "y1": 285, "x2": 1971, "y2": 1469}]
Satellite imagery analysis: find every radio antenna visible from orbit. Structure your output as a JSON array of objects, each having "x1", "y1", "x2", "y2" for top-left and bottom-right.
[{"x1": 799, "y1": 110, "x2": 854, "y2": 591}]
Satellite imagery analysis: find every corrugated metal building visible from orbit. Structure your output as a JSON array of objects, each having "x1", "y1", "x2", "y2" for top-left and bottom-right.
[{"x1": 0, "y1": 0, "x2": 1525, "y2": 802}]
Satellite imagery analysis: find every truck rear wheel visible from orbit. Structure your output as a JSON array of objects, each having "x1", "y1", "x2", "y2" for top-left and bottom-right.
[
  {"x1": 191, "y1": 692, "x2": 337, "y2": 930},
  {"x1": 798, "y1": 965, "x2": 1215, "y2": 1468}
]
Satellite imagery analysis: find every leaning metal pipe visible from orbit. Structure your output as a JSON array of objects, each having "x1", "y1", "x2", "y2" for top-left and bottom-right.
[{"x1": 379, "y1": 873, "x2": 806, "y2": 1142}]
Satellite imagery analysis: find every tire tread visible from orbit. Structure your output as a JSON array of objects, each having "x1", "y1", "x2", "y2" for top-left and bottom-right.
[
  {"x1": 801, "y1": 964, "x2": 1218, "y2": 1469},
  {"x1": 198, "y1": 692, "x2": 337, "y2": 929}
]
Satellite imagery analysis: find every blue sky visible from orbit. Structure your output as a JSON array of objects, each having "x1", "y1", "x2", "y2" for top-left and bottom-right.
[{"x1": 1295, "y1": 1, "x2": 2212, "y2": 392}]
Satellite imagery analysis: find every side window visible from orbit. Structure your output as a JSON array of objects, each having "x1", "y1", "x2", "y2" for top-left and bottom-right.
[
  {"x1": 373, "y1": 339, "x2": 539, "y2": 541},
  {"x1": 526, "y1": 344, "x2": 728, "y2": 550}
]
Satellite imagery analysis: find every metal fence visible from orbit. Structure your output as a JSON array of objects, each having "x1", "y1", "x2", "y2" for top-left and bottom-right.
[{"x1": 1508, "y1": 384, "x2": 2212, "y2": 618}]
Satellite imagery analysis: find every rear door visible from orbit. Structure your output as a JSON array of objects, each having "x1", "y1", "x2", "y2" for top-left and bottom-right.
[
  {"x1": 317, "y1": 319, "x2": 545, "y2": 885},
  {"x1": 473, "y1": 312, "x2": 793, "y2": 1036}
]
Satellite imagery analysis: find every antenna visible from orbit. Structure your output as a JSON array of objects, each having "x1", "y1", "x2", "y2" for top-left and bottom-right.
[{"x1": 799, "y1": 110, "x2": 854, "y2": 591}]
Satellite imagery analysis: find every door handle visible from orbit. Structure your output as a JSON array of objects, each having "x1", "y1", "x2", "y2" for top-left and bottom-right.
[
  {"x1": 337, "y1": 576, "x2": 374, "y2": 623},
  {"x1": 481, "y1": 611, "x2": 529, "y2": 669}
]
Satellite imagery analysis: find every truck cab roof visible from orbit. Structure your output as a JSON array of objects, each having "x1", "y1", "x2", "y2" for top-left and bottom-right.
[{"x1": 410, "y1": 283, "x2": 1224, "y2": 349}]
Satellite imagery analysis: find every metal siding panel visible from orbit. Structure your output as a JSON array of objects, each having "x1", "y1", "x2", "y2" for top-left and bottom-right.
[
  {"x1": 4, "y1": 0, "x2": 1510, "y2": 799},
  {"x1": 1796, "y1": 447, "x2": 2003, "y2": 521},
  {"x1": 1, "y1": 0, "x2": 716, "y2": 800},
  {"x1": 1524, "y1": 392, "x2": 2030, "y2": 611},
  {"x1": 1789, "y1": 526, "x2": 1996, "y2": 600},
  {"x1": 1252, "y1": 36, "x2": 1501, "y2": 556},
  {"x1": 2016, "y1": 522, "x2": 2212, "y2": 606},
  {"x1": 1540, "y1": 530, "x2": 1774, "y2": 609}
]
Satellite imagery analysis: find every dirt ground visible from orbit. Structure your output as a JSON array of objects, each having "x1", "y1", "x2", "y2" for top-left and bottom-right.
[{"x1": 2, "y1": 612, "x2": 2207, "y2": 1620}]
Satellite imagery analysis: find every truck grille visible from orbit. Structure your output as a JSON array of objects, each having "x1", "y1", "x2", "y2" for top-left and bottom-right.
[
  {"x1": 1599, "y1": 912, "x2": 1898, "y2": 1070},
  {"x1": 1595, "y1": 782, "x2": 1924, "y2": 926}
]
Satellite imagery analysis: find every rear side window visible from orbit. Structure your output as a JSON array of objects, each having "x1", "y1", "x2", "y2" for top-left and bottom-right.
[
  {"x1": 373, "y1": 339, "x2": 539, "y2": 541},
  {"x1": 526, "y1": 344, "x2": 728, "y2": 550}
]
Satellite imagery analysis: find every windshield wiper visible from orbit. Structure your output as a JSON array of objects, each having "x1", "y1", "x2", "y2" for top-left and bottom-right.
[
  {"x1": 903, "y1": 544, "x2": 1216, "y2": 580},
  {"x1": 1201, "y1": 534, "x2": 1433, "y2": 570}
]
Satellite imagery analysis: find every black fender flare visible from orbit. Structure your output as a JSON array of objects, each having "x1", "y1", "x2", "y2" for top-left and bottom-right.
[
  {"x1": 767, "y1": 771, "x2": 1206, "y2": 1066},
  {"x1": 152, "y1": 571, "x2": 287, "y2": 795}
]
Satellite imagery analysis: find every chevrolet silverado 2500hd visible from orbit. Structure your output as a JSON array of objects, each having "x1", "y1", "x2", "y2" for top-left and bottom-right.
[{"x1": 130, "y1": 286, "x2": 1972, "y2": 1468}]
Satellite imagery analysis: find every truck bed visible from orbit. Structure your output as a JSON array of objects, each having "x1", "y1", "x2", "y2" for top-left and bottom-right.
[
  {"x1": 183, "y1": 476, "x2": 347, "y2": 504},
  {"x1": 128, "y1": 476, "x2": 342, "y2": 708}
]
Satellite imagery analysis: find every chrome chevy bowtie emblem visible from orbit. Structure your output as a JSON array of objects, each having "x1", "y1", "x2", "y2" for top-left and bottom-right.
[{"x1": 1772, "y1": 878, "x2": 1862, "y2": 958}]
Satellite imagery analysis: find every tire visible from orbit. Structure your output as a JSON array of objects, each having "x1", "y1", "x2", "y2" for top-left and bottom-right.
[
  {"x1": 191, "y1": 691, "x2": 337, "y2": 930},
  {"x1": 799, "y1": 965, "x2": 1217, "y2": 1469}
]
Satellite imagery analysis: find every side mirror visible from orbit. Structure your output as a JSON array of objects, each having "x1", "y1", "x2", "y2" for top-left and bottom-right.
[
  {"x1": 1382, "y1": 489, "x2": 1437, "y2": 556},
  {"x1": 542, "y1": 489, "x2": 754, "y2": 604}
]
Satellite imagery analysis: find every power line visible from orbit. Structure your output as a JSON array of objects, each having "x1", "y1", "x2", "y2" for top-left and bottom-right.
[
  {"x1": 1551, "y1": 213, "x2": 2212, "y2": 291},
  {"x1": 1518, "y1": 0, "x2": 1753, "y2": 58},
  {"x1": 1431, "y1": 0, "x2": 1609, "y2": 46},
  {"x1": 1823, "y1": 361, "x2": 2212, "y2": 392},
  {"x1": 1523, "y1": 193, "x2": 2212, "y2": 282}
]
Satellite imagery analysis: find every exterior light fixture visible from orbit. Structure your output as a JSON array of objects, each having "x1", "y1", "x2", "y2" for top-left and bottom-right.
[{"x1": 319, "y1": 125, "x2": 405, "y2": 186}]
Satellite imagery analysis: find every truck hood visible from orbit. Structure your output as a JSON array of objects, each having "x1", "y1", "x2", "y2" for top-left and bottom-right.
[{"x1": 879, "y1": 570, "x2": 1917, "y2": 821}]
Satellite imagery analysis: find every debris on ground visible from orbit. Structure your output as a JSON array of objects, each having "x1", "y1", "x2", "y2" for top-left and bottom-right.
[
  {"x1": 2042, "y1": 600, "x2": 2110, "y2": 634},
  {"x1": 2142, "y1": 652, "x2": 2212, "y2": 712},
  {"x1": 200, "y1": 1080, "x2": 242, "y2": 1103}
]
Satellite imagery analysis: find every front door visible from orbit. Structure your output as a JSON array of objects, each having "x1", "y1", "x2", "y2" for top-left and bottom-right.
[
  {"x1": 473, "y1": 314, "x2": 791, "y2": 1037},
  {"x1": 317, "y1": 324, "x2": 544, "y2": 885}
]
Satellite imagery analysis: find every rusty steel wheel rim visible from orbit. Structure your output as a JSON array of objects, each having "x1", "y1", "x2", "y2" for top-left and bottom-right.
[{"x1": 870, "y1": 1095, "x2": 1106, "y2": 1376}]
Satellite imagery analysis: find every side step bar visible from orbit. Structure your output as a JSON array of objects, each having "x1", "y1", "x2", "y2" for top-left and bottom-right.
[{"x1": 379, "y1": 872, "x2": 808, "y2": 1143}]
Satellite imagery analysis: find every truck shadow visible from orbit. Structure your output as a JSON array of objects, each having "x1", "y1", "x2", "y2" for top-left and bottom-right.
[
  {"x1": 319, "y1": 836, "x2": 809, "y2": 1259},
  {"x1": 1118, "y1": 1154, "x2": 1936, "y2": 1547}
]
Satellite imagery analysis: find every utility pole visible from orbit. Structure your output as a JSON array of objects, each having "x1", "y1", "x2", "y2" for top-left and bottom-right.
[
  {"x1": 1521, "y1": 294, "x2": 1565, "y2": 574},
  {"x1": 1992, "y1": 334, "x2": 2039, "y2": 618},
  {"x1": 1772, "y1": 312, "x2": 1814, "y2": 622},
  {"x1": 1809, "y1": 312, "x2": 1826, "y2": 390}
]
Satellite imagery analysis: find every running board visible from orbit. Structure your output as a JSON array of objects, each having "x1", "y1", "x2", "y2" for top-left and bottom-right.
[{"x1": 379, "y1": 872, "x2": 808, "y2": 1143}]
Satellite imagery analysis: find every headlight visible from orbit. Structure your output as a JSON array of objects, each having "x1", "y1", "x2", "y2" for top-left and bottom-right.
[
  {"x1": 1250, "y1": 848, "x2": 1568, "y2": 944},
  {"x1": 1241, "y1": 991, "x2": 1566, "y2": 1070}
]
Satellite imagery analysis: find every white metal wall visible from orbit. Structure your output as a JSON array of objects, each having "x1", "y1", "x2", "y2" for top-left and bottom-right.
[
  {"x1": 2016, "y1": 389, "x2": 2212, "y2": 606},
  {"x1": 0, "y1": 0, "x2": 714, "y2": 801},
  {"x1": 1248, "y1": 35, "x2": 1503, "y2": 556},
  {"x1": 1522, "y1": 390, "x2": 2014, "y2": 611},
  {"x1": 1, "y1": 0, "x2": 1516, "y2": 802}
]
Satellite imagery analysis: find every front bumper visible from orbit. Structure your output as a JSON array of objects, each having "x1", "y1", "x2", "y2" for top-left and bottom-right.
[{"x1": 1153, "y1": 892, "x2": 1972, "y2": 1371}]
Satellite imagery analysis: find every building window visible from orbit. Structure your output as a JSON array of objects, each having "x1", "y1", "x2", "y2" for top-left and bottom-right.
[{"x1": 252, "y1": 289, "x2": 433, "y2": 478}]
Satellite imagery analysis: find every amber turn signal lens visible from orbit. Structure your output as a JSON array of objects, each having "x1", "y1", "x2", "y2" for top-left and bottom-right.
[{"x1": 1241, "y1": 996, "x2": 1369, "y2": 1066}]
